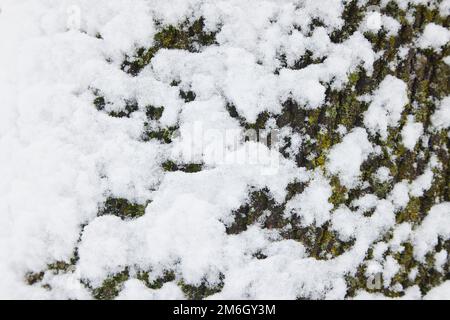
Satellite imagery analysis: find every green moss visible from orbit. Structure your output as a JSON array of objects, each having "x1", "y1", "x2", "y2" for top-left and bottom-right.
[
  {"x1": 225, "y1": 102, "x2": 241, "y2": 120},
  {"x1": 180, "y1": 90, "x2": 196, "y2": 103},
  {"x1": 330, "y1": 0, "x2": 364, "y2": 42},
  {"x1": 184, "y1": 163, "x2": 203, "y2": 173},
  {"x1": 346, "y1": 237, "x2": 448, "y2": 297},
  {"x1": 178, "y1": 276, "x2": 224, "y2": 300},
  {"x1": 382, "y1": 1, "x2": 403, "y2": 21},
  {"x1": 391, "y1": 242, "x2": 447, "y2": 295},
  {"x1": 226, "y1": 186, "x2": 353, "y2": 260},
  {"x1": 123, "y1": 17, "x2": 217, "y2": 76},
  {"x1": 226, "y1": 188, "x2": 286, "y2": 235},
  {"x1": 347, "y1": 71, "x2": 360, "y2": 87},
  {"x1": 306, "y1": 109, "x2": 321, "y2": 126},
  {"x1": 60, "y1": 266, "x2": 223, "y2": 301},
  {"x1": 426, "y1": 131, "x2": 450, "y2": 203},
  {"x1": 344, "y1": 265, "x2": 368, "y2": 297},
  {"x1": 84, "y1": 3, "x2": 450, "y2": 299},
  {"x1": 162, "y1": 160, "x2": 203, "y2": 173},
  {"x1": 312, "y1": 131, "x2": 333, "y2": 169},
  {"x1": 285, "y1": 181, "x2": 306, "y2": 201},
  {"x1": 98, "y1": 197, "x2": 148, "y2": 220},
  {"x1": 276, "y1": 99, "x2": 307, "y2": 131},
  {"x1": 47, "y1": 261, "x2": 72, "y2": 273},
  {"x1": 155, "y1": 25, "x2": 189, "y2": 49},
  {"x1": 246, "y1": 111, "x2": 271, "y2": 131},
  {"x1": 25, "y1": 271, "x2": 45, "y2": 285},
  {"x1": 226, "y1": 205, "x2": 260, "y2": 235},
  {"x1": 93, "y1": 96, "x2": 106, "y2": 111},
  {"x1": 311, "y1": 225, "x2": 354, "y2": 260},
  {"x1": 142, "y1": 126, "x2": 178, "y2": 144},
  {"x1": 145, "y1": 105, "x2": 164, "y2": 121},
  {"x1": 92, "y1": 269, "x2": 129, "y2": 300},
  {"x1": 275, "y1": 97, "x2": 345, "y2": 170},
  {"x1": 108, "y1": 101, "x2": 139, "y2": 118},
  {"x1": 391, "y1": 244, "x2": 418, "y2": 292},
  {"x1": 162, "y1": 160, "x2": 178, "y2": 172},
  {"x1": 290, "y1": 50, "x2": 326, "y2": 70},
  {"x1": 329, "y1": 176, "x2": 347, "y2": 207},
  {"x1": 359, "y1": 148, "x2": 397, "y2": 196},
  {"x1": 92, "y1": 92, "x2": 139, "y2": 118},
  {"x1": 396, "y1": 197, "x2": 421, "y2": 224},
  {"x1": 137, "y1": 270, "x2": 176, "y2": 290}
]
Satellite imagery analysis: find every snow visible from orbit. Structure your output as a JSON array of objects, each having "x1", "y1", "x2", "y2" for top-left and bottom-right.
[
  {"x1": 353, "y1": 285, "x2": 422, "y2": 300},
  {"x1": 413, "y1": 203, "x2": 450, "y2": 262},
  {"x1": 431, "y1": 96, "x2": 450, "y2": 130},
  {"x1": 401, "y1": 116, "x2": 423, "y2": 151},
  {"x1": 389, "y1": 181, "x2": 410, "y2": 210},
  {"x1": 116, "y1": 280, "x2": 184, "y2": 300},
  {"x1": 382, "y1": 256, "x2": 400, "y2": 288},
  {"x1": 434, "y1": 250, "x2": 448, "y2": 273},
  {"x1": 0, "y1": 0, "x2": 448, "y2": 300},
  {"x1": 331, "y1": 206, "x2": 364, "y2": 242},
  {"x1": 285, "y1": 172, "x2": 333, "y2": 227},
  {"x1": 440, "y1": 0, "x2": 450, "y2": 16},
  {"x1": 418, "y1": 23, "x2": 450, "y2": 51},
  {"x1": 360, "y1": 11, "x2": 400, "y2": 36},
  {"x1": 424, "y1": 281, "x2": 450, "y2": 300},
  {"x1": 351, "y1": 193, "x2": 379, "y2": 214},
  {"x1": 409, "y1": 168, "x2": 434, "y2": 198},
  {"x1": 389, "y1": 223, "x2": 412, "y2": 252},
  {"x1": 327, "y1": 128, "x2": 374, "y2": 188},
  {"x1": 363, "y1": 75, "x2": 409, "y2": 139},
  {"x1": 374, "y1": 167, "x2": 392, "y2": 183}
]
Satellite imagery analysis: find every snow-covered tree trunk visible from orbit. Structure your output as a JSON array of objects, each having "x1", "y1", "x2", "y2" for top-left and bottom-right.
[{"x1": 2, "y1": 0, "x2": 449, "y2": 299}]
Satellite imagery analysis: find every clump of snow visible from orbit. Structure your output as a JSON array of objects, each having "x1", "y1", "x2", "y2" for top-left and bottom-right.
[
  {"x1": 431, "y1": 96, "x2": 450, "y2": 130},
  {"x1": 351, "y1": 193, "x2": 379, "y2": 214},
  {"x1": 382, "y1": 256, "x2": 400, "y2": 288},
  {"x1": 389, "y1": 223, "x2": 412, "y2": 252},
  {"x1": 434, "y1": 250, "x2": 448, "y2": 273},
  {"x1": 408, "y1": 267, "x2": 419, "y2": 282},
  {"x1": 372, "y1": 242, "x2": 389, "y2": 261},
  {"x1": 374, "y1": 166, "x2": 392, "y2": 183},
  {"x1": 364, "y1": 75, "x2": 409, "y2": 139},
  {"x1": 331, "y1": 206, "x2": 363, "y2": 242},
  {"x1": 413, "y1": 202, "x2": 450, "y2": 262},
  {"x1": 389, "y1": 182, "x2": 409, "y2": 210},
  {"x1": 418, "y1": 23, "x2": 450, "y2": 51},
  {"x1": 284, "y1": 172, "x2": 333, "y2": 227},
  {"x1": 440, "y1": 1, "x2": 450, "y2": 16},
  {"x1": 424, "y1": 281, "x2": 450, "y2": 300},
  {"x1": 360, "y1": 11, "x2": 400, "y2": 36},
  {"x1": 445, "y1": 56, "x2": 450, "y2": 66},
  {"x1": 401, "y1": 116, "x2": 423, "y2": 151},
  {"x1": 409, "y1": 168, "x2": 434, "y2": 198},
  {"x1": 327, "y1": 128, "x2": 374, "y2": 188}
]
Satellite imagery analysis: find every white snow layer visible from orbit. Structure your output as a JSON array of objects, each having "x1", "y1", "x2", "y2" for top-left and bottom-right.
[
  {"x1": 431, "y1": 96, "x2": 450, "y2": 130},
  {"x1": 418, "y1": 23, "x2": 450, "y2": 51},
  {"x1": 0, "y1": 0, "x2": 448, "y2": 300},
  {"x1": 401, "y1": 116, "x2": 423, "y2": 151},
  {"x1": 327, "y1": 128, "x2": 373, "y2": 188},
  {"x1": 363, "y1": 75, "x2": 409, "y2": 139},
  {"x1": 424, "y1": 281, "x2": 450, "y2": 300}
]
